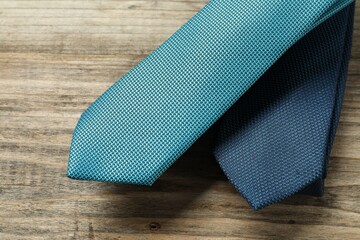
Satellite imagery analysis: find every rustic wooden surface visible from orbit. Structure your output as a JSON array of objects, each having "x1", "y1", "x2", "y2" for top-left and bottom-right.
[{"x1": 0, "y1": 1, "x2": 359, "y2": 239}]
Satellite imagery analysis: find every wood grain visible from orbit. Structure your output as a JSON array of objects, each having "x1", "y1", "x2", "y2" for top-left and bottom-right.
[{"x1": 0, "y1": 1, "x2": 359, "y2": 239}]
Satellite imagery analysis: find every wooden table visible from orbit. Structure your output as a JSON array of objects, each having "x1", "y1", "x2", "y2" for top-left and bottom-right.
[{"x1": 1, "y1": 1, "x2": 359, "y2": 239}]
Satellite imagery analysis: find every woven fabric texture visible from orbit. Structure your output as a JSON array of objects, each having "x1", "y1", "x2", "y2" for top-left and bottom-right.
[
  {"x1": 214, "y1": 4, "x2": 354, "y2": 209},
  {"x1": 68, "y1": 0, "x2": 355, "y2": 209}
]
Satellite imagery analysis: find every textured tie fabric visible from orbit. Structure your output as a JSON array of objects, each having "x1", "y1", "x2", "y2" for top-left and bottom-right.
[
  {"x1": 68, "y1": 1, "x2": 355, "y2": 210},
  {"x1": 214, "y1": 3, "x2": 355, "y2": 209}
]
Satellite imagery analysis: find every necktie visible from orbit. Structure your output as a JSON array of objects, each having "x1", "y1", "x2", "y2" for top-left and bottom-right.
[{"x1": 67, "y1": 1, "x2": 355, "y2": 210}]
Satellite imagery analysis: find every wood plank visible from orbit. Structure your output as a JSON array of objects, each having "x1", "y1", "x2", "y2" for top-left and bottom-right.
[{"x1": 0, "y1": 0, "x2": 359, "y2": 239}]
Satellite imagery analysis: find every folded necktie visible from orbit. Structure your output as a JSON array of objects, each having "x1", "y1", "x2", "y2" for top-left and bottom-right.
[{"x1": 68, "y1": 0, "x2": 355, "y2": 210}]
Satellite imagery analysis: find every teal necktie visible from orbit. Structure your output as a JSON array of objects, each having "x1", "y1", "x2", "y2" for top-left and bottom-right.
[{"x1": 67, "y1": 0, "x2": 355, "y2": 209}]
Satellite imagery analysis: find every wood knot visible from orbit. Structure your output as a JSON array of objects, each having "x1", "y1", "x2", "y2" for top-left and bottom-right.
[
  {"x1": 288, "y1": 220, "x2": 296, "y2": 224},
  {"x1": 149, "y1": 222, "x2": 161, "y2": 231}
]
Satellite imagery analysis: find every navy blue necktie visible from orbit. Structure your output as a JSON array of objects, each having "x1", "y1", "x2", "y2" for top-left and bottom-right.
[
  {"x1": 68, "y1": 1, "x2": 355, "y2": 210},
  {"x1": 214, "y1": 4, "x2": 354, "y2": 209}
]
